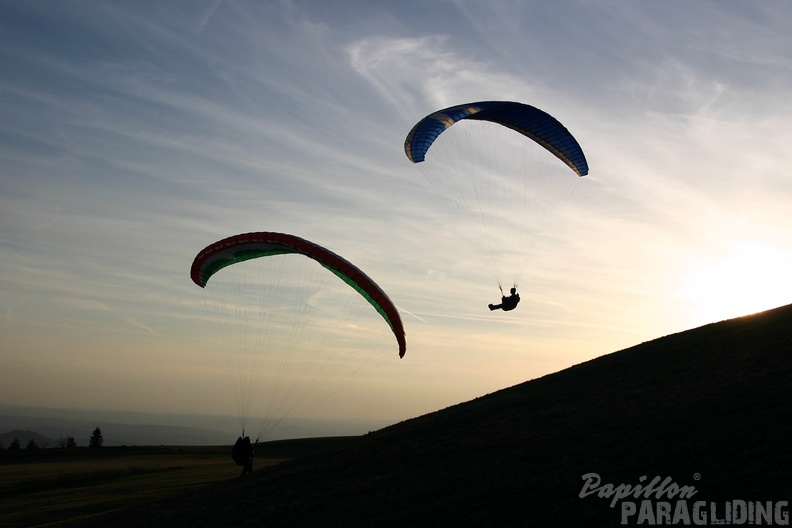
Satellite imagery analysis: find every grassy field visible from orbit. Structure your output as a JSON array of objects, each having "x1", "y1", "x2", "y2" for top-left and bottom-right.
[{"x1": 0, "y1": 438, "x2": 352, "y2": 527}]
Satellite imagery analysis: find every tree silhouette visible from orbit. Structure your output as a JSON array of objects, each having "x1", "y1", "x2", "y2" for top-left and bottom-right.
[
  {"x1": 9, "y1": 438, "x2": 21, "y2": 450},
  {"x1": 89, "y1": 427, "x2": 103, "y2": 449},
  {"x1": 26, "y1": 438, "x2": 39, "y2": 450},
  {"x1": 57, "y1": 436, "x2": 77, "y2": 448}
]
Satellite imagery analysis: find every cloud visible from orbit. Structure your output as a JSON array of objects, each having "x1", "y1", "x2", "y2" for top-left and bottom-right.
[
  {"x1": 346, "y1": 35, "x2": 530, "y2": 115},
  {"x1": 61, "y1": 299, "x2": 111, "y2": 312},
  {"x1": 197, "y1": 0, "x2": 223, "y2": 33},
  {"x1": 125, "y1": 317, "x2": 160, "y2": 336},
  {"x1": 4, "y1": 306, "x2": 15, "y2": 324}
]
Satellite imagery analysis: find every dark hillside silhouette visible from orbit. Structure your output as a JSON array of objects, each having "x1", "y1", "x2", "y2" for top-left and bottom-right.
[{"x1": 85, "y1": 303, "x2": 792, "y2": 527}]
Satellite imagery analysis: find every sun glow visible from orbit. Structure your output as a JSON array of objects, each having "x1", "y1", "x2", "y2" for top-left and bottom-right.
[{"x1": 680, "y1": 243, "x2": 792, "y2": 324}]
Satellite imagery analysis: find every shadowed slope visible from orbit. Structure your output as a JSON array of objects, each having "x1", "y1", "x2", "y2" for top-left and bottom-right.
[{"x1": 91, "y1": 303, "x2": 792, "y2": 527}]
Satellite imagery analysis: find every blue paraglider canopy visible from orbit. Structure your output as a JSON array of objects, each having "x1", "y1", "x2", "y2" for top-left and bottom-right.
[{"x1": 404, "y1": 101, "x2": 588, "y2": 177}]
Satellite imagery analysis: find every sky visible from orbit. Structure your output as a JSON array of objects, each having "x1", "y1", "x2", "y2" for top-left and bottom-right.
[{"x1": 2, "y1": 0, "x2": 792, "y2": 433}]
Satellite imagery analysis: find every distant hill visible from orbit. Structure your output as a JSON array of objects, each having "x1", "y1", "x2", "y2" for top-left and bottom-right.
[
  {"x1": 0, "y1": 418, "x2": 229, "y2": 447},
  {"x1": 0, "y1": 406, "x2": 394, "y2": 446},
  {"x1": 86, "y1": 303, "x2": 792, "y2": 527},
  {"x1": 0, "y1": 429, "x2": 56, "y2": 449}
]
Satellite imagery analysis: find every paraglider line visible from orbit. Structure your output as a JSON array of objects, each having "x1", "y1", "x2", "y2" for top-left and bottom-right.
[{"x1": 397, "y1": 305, "x2": 430, "y2": 324}]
